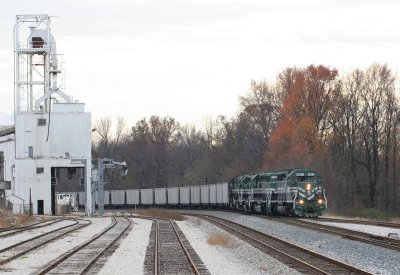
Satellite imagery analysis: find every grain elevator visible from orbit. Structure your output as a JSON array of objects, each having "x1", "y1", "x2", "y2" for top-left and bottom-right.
[{"x1": 0, "y1": 15, "x2": 93, "y2": 215}]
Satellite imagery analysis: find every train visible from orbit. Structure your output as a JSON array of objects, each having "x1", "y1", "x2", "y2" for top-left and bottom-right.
[
  {"x1": 229, "y1": 168, "x2": 327, "y2": 217},
  {"x1": 63, "y1": 168, "x2": 327, "y2": 217}
]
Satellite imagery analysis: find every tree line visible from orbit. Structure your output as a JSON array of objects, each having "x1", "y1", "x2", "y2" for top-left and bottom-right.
[{"x1": 93, "y1": 63, "x2": 399, "y2": 217}]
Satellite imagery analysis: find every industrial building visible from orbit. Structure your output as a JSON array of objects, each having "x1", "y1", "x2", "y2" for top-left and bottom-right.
[{"x1": 0, "y1": 15, "x2": 92, "y2": 215}]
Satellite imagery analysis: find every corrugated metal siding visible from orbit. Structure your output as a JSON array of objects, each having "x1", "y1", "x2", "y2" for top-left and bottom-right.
[
  {"x1": 154, "y1": 188, "x2": 167, "y2": 204},
  {"x1": 179, "y1": 187, "x2": 190, "y2": 204},
  {"x1": 15, "y1": 112, "x2": 91, "y2": 159},
  {"x1": 200, "y1": 185, "x2": 209, "y2": 204},
  {"x1": 222, "y1": 182, "x2": 229, "y2": 204},
  {"x1": 217, "y1": 182, "x2": 229, "y2": 204},
  {"x1": 48, "y1": 113, "x2": 91, "y2": 158},
  {"x1": 11, "y1": 107, "x2": 92, "y2": 215},
  {"x1": 126, "y1": 189, "x2": 140, "y2": 204},
  {"x1": 190, "y1": 186, "x2": 200, "y2": 204},
  {"x1": 140, "y1": 189, "x2": 154, "y2": 204},
  {"x1": 209, "y1": 184, "x2": 217, "y2": 204},
  {"x1": 167, "y1": 187, "x2": 179, "y2": 204},
  {"x1": 111, "y1": 190, "x2": 125, "y2": 205},
  {"x1": 14, "y1": 158, "x2": 90, "y2": 214},
  {"x1": 15, "y1": 114, "x2": 35, "y2": 158},
  {"x1": 14, "y1": 159, "x2": 50, "y2": 214},
  {"x1": 0, "y1": 138, "x2": 15, "y2": 182}
]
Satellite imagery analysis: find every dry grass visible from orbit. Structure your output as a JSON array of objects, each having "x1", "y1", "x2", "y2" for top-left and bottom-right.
[
  {"x1": 0, "y1": 209, "x2": 14, "y2": 228},
  {"x1": 131, "y1": 208, "x2": 186, "y2": 221},
  {"x1": 16, "y1": 215, "x2": 35, "y2": 224},
  {"x1": 0, "y1": 219, "x2": 10, "y2": 228},
  {"x1": 0, "y1": 209, "x2": 36, "y2": 228},
  {"x1": 207, "y1": 232, "x2": 234, "y2": 248}
]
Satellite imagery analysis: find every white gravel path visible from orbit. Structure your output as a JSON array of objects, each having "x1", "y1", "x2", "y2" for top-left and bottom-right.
[
  {"x1": 98, "y1": 218, "x2": 152, "y2": 275},
  {"x1": 0, "y1": 219, "x2": 77, "y2": 250},
  {"x1": 177, "y1": 216, "x2": 301, "y2": 275},
  {"x1": 0, "y1": 217, "x2": 112, "y2": 274}
]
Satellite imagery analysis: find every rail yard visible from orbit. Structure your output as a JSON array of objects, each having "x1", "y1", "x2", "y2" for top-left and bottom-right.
[
  {"x1": 0, "y1": 210, "x2": 399, "y2": 274},
  {"x1": 1, "y1": 7, "x2": 400, "y2": 275}
]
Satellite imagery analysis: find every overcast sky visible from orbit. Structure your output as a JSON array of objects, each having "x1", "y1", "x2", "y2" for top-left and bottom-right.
[{"x1": 1, "y1": 0, "x2": 399, "y2": 128}]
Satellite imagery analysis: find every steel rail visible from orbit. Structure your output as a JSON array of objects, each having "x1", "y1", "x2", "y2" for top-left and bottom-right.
[
  {"x1": 0, "y1": 218, "x2": 91, "y2": 266},
  {"x1": 128, "y1": 215, "x2": 160, "y2": 275},
  {"x1": 78, "y1": 215, "x2": 132, "y2": 274},
  {"x1": 0, "y1": 219, "x2": 80, "y2": 254},
  {"x1": 269, "y1": 216, "x2": 400, "y2": 252},
  {"x1": 37, "y1": 216, "x2": 119, "y2": 275},
  {"x1": 170, "y1": 220, "x2": 201, "y2": 275},
  {"x1": 155, "y1": 219, "x2": 159, "y2": 275},
  {"x1": 0, "y1": 218, "x2": 63, "y2": 238},
  {"x1": 317, "y1": 217, "x2": 400, "y2": 229},
  {"x1": 0, "y1": 218, "x2": 60, "y2": 233},
  {"x1": 134, "y1": 214, "x2": 202, "y2": 275},
  {"x1": 196, "y1": 214, "x2": 372, "y2": 275}
]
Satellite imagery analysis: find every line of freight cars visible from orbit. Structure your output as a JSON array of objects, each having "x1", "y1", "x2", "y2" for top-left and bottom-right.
[
  {"x1": 60, "y1": 168, "x2": 326, "y2": 217},
  {"x1": 68, "y1": 182, "x2": 229, "y2": 209}
]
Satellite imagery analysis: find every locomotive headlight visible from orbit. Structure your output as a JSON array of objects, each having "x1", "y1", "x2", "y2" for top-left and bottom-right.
[
  {"x1": 299, "y1": 199, "x2": 304, "y2": 204},
  {"x1": 306, "y1": 184, "x2": 311, "y2": 191}
]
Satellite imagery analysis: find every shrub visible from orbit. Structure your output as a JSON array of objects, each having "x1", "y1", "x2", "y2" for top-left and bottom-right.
[
  {"x1": 356, "y1": 208, "x2": 386, "y2": 220},
  {"x1": 0, "y1": 209, "x2": 36, "y2": 228},
  {"x1": 207, "y1": 232, "x2": 234, "y2": 248}
]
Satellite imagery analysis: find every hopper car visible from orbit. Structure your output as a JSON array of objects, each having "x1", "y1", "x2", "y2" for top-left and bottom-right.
[{"x1": 66, "y1": 168, "x2": 326, "y2": 217}]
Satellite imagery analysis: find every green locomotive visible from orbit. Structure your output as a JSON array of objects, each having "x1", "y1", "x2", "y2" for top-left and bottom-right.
[{"x1": 228, "y1": 168, "x2": 327, "y2": 217}]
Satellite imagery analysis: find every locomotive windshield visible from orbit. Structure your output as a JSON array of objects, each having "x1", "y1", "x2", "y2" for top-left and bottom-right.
[{"x1": 296, "y1": 176, "x2": 317, "y2": 182}]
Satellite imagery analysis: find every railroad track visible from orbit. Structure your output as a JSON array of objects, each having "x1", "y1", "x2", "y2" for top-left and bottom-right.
[
  {"x1": 267, "y1": 217, "x2": 400, "y2": 252},
  {"x1": 140, "y1": 216, "x2": 209, "y2": 275},
  {"x1": 0, "y1": 218, "x2": 63, "y2": 238},
  {"x1": 317, "y1": 217, "x2": 400, "y2": 229},
  {"x1": 0, "y1": 218, "x2": 91, "y2": 266},
  {"x1": 38, "y1": 215, "x2": 131, "y2": 275},
  {"x1": 196, "y1": 214, "x2": 371, "y2": 275}
]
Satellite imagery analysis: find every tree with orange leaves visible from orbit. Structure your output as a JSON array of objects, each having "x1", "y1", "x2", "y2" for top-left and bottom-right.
[{"x1": 265, "y1": 65, "x2": 341, "y2": 169}]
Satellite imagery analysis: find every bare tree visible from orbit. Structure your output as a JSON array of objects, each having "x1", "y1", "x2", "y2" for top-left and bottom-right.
[
  {"x1": 94, "y1": 117, "x2": 112, "y2": 157},
  {"x1": 357, "y1": 64, "x2": 395, "y2": 208},
  {"x1": 239, "y1": 80, "x2": 281, "y2": 144},
  {"x1": 113, "y1": 116, "x2": 128, "y2": 158}
]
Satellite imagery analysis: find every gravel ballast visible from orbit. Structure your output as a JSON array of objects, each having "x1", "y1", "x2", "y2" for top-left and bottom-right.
[
  {"x1": 0, "y1": 217, "x2": 112, "y2": 274},
  {"x1": 188, "y1": 211, "x2": 400, "y2": 275},
  {"x1": 98, "y1": 218, "x2": 152, "y2": 275},
  {"x1": 177, "y1": 216, "x2": 301, "y2": 275},
  {"x1": 305, "y1": 219, "x2": 400, "y2": 238},
  {"x1": 0, "y1": 219, "x2": 77, "y2": 250}
]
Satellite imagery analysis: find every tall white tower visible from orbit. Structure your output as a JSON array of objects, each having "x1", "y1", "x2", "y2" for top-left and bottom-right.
[
  {"x1": 12, "y1": 15, "x2": 92, "y2": 216},
  {"x1": 14, "y1": 14, "x2": 71, "y2": 114}
]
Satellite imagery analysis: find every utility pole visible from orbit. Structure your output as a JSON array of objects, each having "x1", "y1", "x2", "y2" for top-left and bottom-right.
[{"x1": 97, "y1": 158, "x2": 128, "y2": 216}]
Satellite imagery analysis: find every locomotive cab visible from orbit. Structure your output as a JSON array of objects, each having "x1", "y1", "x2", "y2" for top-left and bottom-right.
[{"x1": 291, "y1": 171, "x2": 327, "y2": 217}]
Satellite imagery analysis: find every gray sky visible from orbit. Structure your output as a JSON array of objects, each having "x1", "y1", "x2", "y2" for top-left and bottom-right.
[{"x1": 1, "y1": 0, "x2": 399, "y2": 127}]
